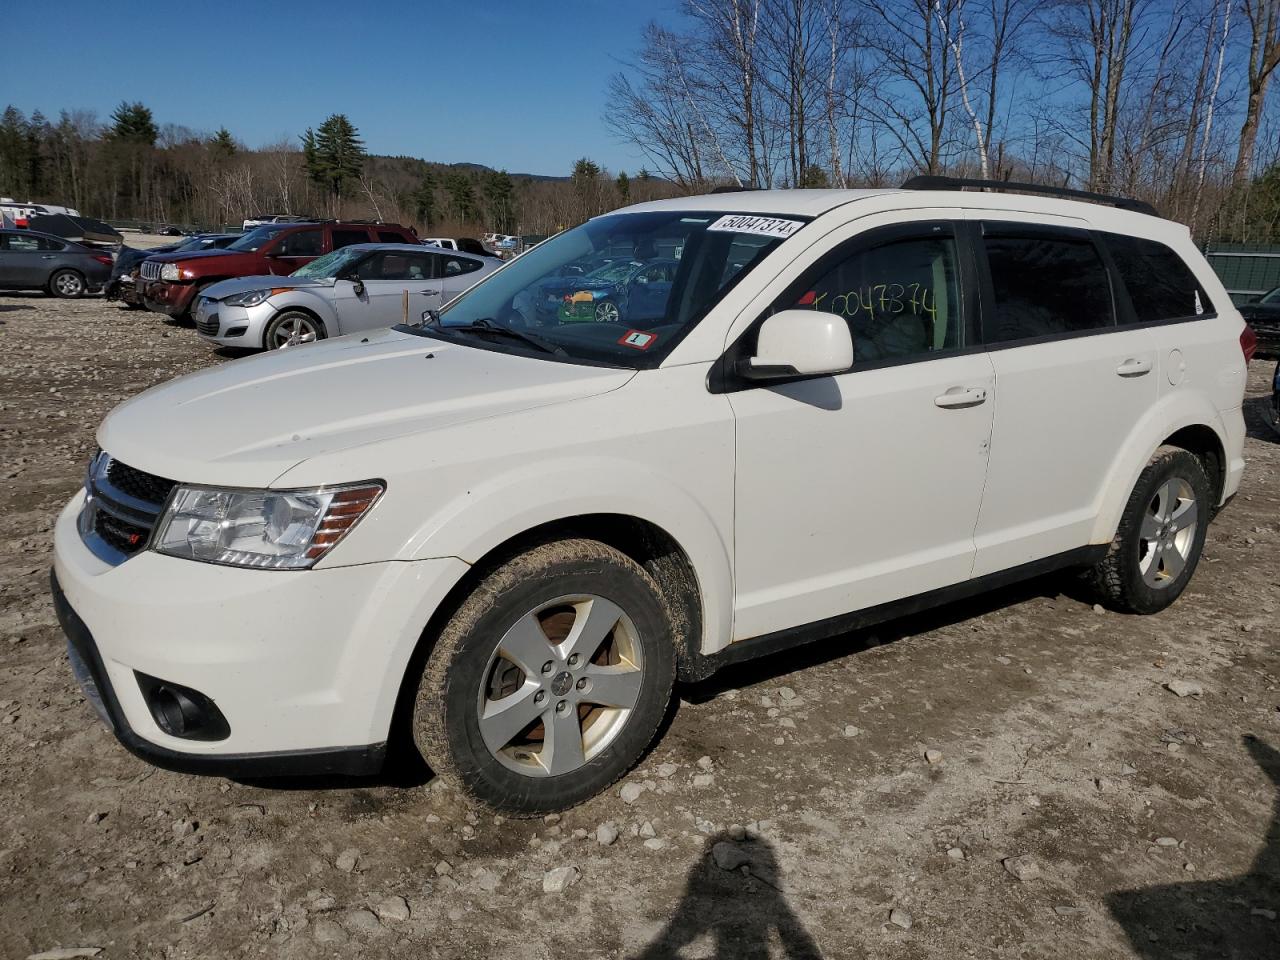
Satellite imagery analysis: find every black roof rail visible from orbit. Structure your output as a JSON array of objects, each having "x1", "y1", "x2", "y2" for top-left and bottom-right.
[
  {"x1": 707, "y1": 184, "x2": 758, "y2": 194},
  {"x1": 900, "y1": 175, "x2": 1160, "y2": 217}
]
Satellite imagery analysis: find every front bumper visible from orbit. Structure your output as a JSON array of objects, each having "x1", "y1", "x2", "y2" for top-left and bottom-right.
[
  {"x1": 143, "y1": 280, "x2": 199, "y2": 318},
  {"x1": 193, "y1": 296, "x2": 273, "y2": 348},
  {"x1": 52, "y1": 490, "x2": 469, "y2": 776}
]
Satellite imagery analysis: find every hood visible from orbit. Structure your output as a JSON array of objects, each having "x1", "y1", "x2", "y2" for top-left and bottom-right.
[
  {"x1": 202, "y1": 275, "x2": 330, "y2": 299},
  {"x1": 97, "y1": 328, "x2": 634, "y2": 487},
  {"x1": 144, "y1": 247, "x2": 242, "y2": 265}
]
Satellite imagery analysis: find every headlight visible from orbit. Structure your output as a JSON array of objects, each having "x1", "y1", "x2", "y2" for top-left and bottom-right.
[
  {"x1": 160, "y1": 263, "x2": 181, "y2": 281},
  {"x1": 222, "y1": 288, "x2": 274, "y2": 307},
  {"x1": 152, "y1": 481, "x2": 383, "y2": 570}
]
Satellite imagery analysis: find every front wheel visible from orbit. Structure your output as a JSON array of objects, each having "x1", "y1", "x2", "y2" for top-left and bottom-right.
[
  {"x1": 594, "y1": 299, "x2": 620, "y2": 324},
  {"x1": 413, "y1": 539, "x2": 676, "y2": 816},
  {"x1": 1087, "y1": 446, "x2": 1211, "y2": 614},
  {"x1": 49, "y1": 269, "x2": 86, "y2": 299},
  {"x1": 264, "y1": 310, "x2": 326, "y2": 350}
]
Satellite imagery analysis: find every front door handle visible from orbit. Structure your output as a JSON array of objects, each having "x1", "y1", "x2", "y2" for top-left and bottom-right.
[
  {"x1": 420, "y1": 288, "x2": 440, "y2": 295},
  {"x1": 1116, "y1": 358, "x2": 1153, "y2": 377},
  {"x1": 934, "y1": 386, "x2": 988, "y2": 409}
]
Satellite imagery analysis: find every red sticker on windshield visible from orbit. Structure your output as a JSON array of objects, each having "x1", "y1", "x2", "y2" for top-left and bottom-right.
[{"x1": 619, "y1": 329, "x2": 658, "y2": 350}]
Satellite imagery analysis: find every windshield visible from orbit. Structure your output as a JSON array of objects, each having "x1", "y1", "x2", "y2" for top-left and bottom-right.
[
  {"x1": 405, "y1": 209, "x2": 803, "y2": 367},
  {"x1": 227, "y1": 225, "x2": 293, "y2": 252},
  {"x1": 1261, "y1": 287, "x2": 1280, "y2": 304},
  {"x1": 292, "y1": 247, "x2": 365, "y2": 279}
]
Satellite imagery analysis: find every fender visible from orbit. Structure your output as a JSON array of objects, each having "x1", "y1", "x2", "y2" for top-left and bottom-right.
[
  {"x1": 1088, "y1": 390, "x2": 1230, "y2": 546},
  {"x1": 399, "y1": 456, "x2": 735, "y2": 657}
]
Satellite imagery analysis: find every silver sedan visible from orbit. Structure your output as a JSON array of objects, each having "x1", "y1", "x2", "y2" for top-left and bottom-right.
[{"x1": 194, "y1": 243, "x2": 502, "y2": 350}]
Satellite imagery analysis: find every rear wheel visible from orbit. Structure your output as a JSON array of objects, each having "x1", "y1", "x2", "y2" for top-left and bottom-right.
[
  {"x1": 49, "y1": 269, "x2": 86, "y2": 299},
  {"x1": 264, "y1": 310, "x2": 325, "y2": 350},
  {"x1": 1088, "y1": 446, "x2": 1211, "y2": 613},
  {"x1": 594, "y1": 299, "x2": 620, "y2": 324},
  {"x1": 413, "y1": 539, "x2": 676, "y2": 816}
]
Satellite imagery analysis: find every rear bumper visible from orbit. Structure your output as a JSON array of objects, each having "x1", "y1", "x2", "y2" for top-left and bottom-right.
[
  {"x1": 143, "y1": 280, "x2": 198, "y2": 317},
  {"x1": 52, "y1": 569, "x2": 387, "y2": 777}
]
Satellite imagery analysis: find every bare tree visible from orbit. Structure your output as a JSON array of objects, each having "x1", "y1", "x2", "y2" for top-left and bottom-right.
[
  {"x1": 1233, "y1": 0, "x2": 1280, "y2": 185},
  {"x1": 934, "y1": 0, "x2": 990, "y2": 176}
]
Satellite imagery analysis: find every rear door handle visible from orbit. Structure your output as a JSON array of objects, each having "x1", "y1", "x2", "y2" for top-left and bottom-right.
[
  {"x1": 1116, "y1": 358, "x2": 1152, "y2": 377},
  {"x1": 934, "y1": 386, "x2": 988, "y2": 409}
]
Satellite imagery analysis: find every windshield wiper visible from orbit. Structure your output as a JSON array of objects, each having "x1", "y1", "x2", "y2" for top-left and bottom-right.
[{"x1": 446, "y1": 318, "x2": 569, "y2": 357}]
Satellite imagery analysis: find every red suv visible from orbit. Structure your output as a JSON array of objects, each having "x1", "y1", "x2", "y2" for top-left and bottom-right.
[{"x1": 139, "y1": 220, "x2": 418, "y2": 320}]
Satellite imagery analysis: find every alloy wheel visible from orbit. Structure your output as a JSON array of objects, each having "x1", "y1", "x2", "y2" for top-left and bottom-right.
[
  {"x1": 1138, "y1": 477, "x2": 1198, "y2": 588},
  {"x1": 476, "y1": 594, "x2": 645, "y2": 778},
  {"x1": 594, "y1": 300, "x2": 620, "y2": 323},
  {"x1": 54, "y1": 272, "x2": 83, "y2": 297},
  {"x1": 272, "y1": 315, "x2": 319, "y2": 349}
]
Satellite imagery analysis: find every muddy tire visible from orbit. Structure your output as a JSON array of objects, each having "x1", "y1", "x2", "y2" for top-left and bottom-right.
[
  {"x1": 413, "y1": 539, "x2": 676, "y2": 816},
  {"x1": 1087, "y1": 446, "x2": 1212, "y2": 614}
]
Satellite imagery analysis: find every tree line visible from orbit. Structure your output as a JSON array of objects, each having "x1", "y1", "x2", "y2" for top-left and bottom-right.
[
  {"x1": 608, "y1": 0, "x2": 1280, "y2": 243},
  {"x1": 0, "y1": 104, "x2": 676, "y2": 238}
]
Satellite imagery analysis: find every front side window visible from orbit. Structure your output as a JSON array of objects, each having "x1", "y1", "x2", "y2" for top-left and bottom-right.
[
  {"x1": 407, "y1": 209, "x2": 803, "y2": 367},
  {"x1": 784, "y1": 227, "x2": 962, "y2": 364},
  {"x1": 1104, "y1": 233, "x2": 1212, "y2": 322},
  {"x1": 276, "y1": 229, "x2": 322, "y2": 257},
  {"x1": 357, "y1": 251, "x2": 433, "y2": 281},
  {"x1": 983, "y1": 228, "x2": 1114, "y2": 343},
  {"x1": 228, "y1": 225, "x2": 293, "y2": 252}
]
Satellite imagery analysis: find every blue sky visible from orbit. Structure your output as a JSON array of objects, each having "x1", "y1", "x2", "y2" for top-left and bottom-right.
[{"x1": 3, "y1": 0, "x2": 673, "y2": 177}]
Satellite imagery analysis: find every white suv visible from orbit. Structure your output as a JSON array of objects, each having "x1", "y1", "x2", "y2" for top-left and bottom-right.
[{"x1": 53, "y1": 180, "x2": 1249, "y2": 815}]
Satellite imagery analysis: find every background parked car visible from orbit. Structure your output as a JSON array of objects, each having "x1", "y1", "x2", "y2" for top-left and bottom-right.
[
  {"x1": 106, "y1": 234, "x2": 239, "y2": 307},
  {"x1": 1240, "y1": 286, "x2": 1280, "y2": 360},
  {"x1": 0, "y1": 228, "x2": 112, "y2": 298},
  {"x1": 423, "y1": 237, "x2": 489, "y2": 257},
  {"x1": 139, "y1": 220, "x2": 418, "y2": 320},
  {"x1": 535, "y1": 257, "x2": 679, "y2": 325},
  {"x1": 242, "y1": 214, "x2": 309, "y2": 231},
  {"x1": 193, "y1": 242, "x2": 501, "y2": 349}
]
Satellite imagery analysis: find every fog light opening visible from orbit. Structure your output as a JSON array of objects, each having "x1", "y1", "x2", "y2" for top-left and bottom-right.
[{"x1": 135, "y1": 672, "x2": 230, "y2": 741}]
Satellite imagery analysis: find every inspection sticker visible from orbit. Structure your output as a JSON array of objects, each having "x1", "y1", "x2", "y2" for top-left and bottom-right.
[
  {"x1": 707, "y1": 214, "x2": 805, "y2": 239},
  {"x1": 618, "y1": 329, "x2": 658, "y2": 350}
]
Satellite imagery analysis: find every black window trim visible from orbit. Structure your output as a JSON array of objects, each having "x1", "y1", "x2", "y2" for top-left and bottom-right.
[{"x1": 710, "y1": 219, "x2": 981, "y2": 394}]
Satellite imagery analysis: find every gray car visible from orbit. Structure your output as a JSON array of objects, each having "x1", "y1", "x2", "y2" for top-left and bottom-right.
[
  {"x1": 0, "y1": 228, "x2": 114, "y2": 298},
  {"x1": 194, "y1": 243, "x2": 502, "y2": 349}
]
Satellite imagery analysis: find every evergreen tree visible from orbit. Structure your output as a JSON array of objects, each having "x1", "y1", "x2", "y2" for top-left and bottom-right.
[
  {"x1": 412, "y1": 169, "x2": 437, "y2": 227},
  {"x1": 616, "y1": 170, "x2": 630, "y2": 204},
  {"x1": 26, "y1": 110, "x2": 47, "y2": 195},
  {"x1": 209, "y1": 127, "x2": 237, "y2": 160},
  {"x1": 0, "y1": 106, "x2": 30, "y2": 195},
  {"x1": 309, "y1": 114, "x2": 365, "y2": 199},
  {"x1": 483, "y1": 169, "x2": 515, "y2": 231},
  {"x1": 444, "y1": 171, "x2": 478, "y2": 222},
  {"x1": 301, "y1": 127, "x2": 320, "y2": 184},
  {"x1": 109, "y1": 101, "x2": 157, "y2": 146},
  {"x1": 637, "y1": 168, "x2": 652, "y2": 181}
]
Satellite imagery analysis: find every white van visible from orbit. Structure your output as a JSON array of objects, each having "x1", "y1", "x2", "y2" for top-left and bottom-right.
[{"x1": 53, "y1": 179, "x2": 1249, "y2": 815}]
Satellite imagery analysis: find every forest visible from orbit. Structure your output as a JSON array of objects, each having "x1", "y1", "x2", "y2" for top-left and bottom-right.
[{"x1": 6, "y1": 0, "x2": 1280, "y2": 242}]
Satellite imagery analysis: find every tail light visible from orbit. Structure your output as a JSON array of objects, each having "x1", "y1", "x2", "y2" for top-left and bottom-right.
[
  {"x1": 1241, "y1": 324, "x2": 1258, "y2": 363},
  {"x1": 92, "y1": 255, "x2": 113, "y2": 266}
]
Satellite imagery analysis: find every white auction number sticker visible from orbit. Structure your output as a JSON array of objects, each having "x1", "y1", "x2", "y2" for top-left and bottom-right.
[{"x1": 707, "y1": 215, "x2": 805, "y2": 239}]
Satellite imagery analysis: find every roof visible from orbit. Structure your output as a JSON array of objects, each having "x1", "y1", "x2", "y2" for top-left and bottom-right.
[{"x1": 624, "y1": 188, "x2": 899, "y2": 218}]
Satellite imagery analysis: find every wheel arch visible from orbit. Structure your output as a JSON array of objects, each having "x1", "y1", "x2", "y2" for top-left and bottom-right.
[
  {"x1": 381, "y1": 512, "x2": 709, "y2": 765},
  {"x1": 1090, "y1": 395, "x2": 1231, "y2": 545},
  {"x1": 263, "y1": 303, "x2": 328, "y2": 347}
]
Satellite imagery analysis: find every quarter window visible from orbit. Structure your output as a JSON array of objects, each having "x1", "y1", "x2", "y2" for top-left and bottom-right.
[
  {"x1": 785, "y1": 229, "x2": 962, "y2": 364},
  {"x1": 983, "y1": 230, "x2": 1114, "y2": 342},
  {"x1": 1104, "y1": 233, "x2": 1212, "y2": 322}
]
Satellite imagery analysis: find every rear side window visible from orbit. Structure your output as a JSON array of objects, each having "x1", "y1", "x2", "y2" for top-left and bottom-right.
[
  {"x1": 437, "y1": 254, "x2": 483, "y2": 277},
  {"x1": 785, "y1": 227, "x2": 963, "y2": 364},
  {"x1": 1104, "y1": 233, "x2": 1211, "y2": 322},
  {"x1": 377, "y1": 229, "x2": 406, "y2": 243},
  {"x1": 982, "y1": 229, "x2": 1114, "y2": 343},
  {"x1": 332, "y1": 229, "x2": 370, "y2": 250}
]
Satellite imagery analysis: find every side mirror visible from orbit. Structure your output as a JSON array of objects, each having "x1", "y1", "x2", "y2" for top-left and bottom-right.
[
  {"x1": 740, "y1": 309, "x2": 853, "y2": 381},
  {"x1": 339, "y1": 274, "x2": 364, "y2": 296}
]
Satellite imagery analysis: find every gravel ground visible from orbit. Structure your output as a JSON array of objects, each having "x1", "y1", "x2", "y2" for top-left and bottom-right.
[{"x1": 1, "y1": 291, "x2": 1278, "y2": 959}]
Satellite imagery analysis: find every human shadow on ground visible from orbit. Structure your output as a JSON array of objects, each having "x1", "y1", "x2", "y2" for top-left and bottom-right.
[
  {"x1": 1107, "y1": 735, "x2": 1280, "y2": 959},
  {"x1": 633, "y1": 831, "x2": 824, "y2": 959}
]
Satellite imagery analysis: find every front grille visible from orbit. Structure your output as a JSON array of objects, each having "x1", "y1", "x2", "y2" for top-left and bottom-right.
[
  {"x1": 105, "y1": 459, "x2": 176, "y2": 505},
  {"x1": 140, "y1": 260, "x2": 162, "y2": 281},
  {"x1": 79, "y1": 454, "x2": 178, "y2": 564},
  {"x1": 196, "y1": 310, "x2": 219, "y2": 336}
]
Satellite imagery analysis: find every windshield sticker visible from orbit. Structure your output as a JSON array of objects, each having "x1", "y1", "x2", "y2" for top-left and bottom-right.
[
  {"x1": 707, "y1": 215, "x2": 804, "y2": 239},
  {"x1": 619, "y1": 329, "x2": 658, "y2": 350}
]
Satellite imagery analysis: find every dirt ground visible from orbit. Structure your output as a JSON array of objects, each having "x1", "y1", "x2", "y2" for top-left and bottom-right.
[{"x1": 1, "y1": 289, "x2": 1277, "y2": 960}]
